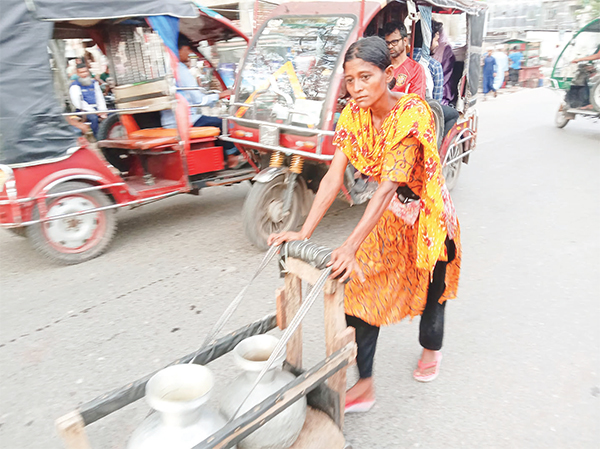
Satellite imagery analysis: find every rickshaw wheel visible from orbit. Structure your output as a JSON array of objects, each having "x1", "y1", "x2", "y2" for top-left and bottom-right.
[
  {"x1": 442, "y1": 140, "x2": 462, "y2": 191},
  {"x1": 27, "y1": 181, "x2": 117, "y2": 265},
  {"x1": 97, "y1": 114, "x2": 131, "y2": 172},
  {"x1": 242, "y1": 176, "x2": 306, "y2": 250},
  {"x1": 590, "y1": 81, "x2": 600, "y2": 112},
  {"x1": 555, "y1": 103, "x2": 570, "y2": 129}
]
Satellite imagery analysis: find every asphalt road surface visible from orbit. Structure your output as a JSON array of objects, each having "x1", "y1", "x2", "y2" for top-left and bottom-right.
[{"x1": 1, "y1": 87, "x2": 599, "y2": 449}]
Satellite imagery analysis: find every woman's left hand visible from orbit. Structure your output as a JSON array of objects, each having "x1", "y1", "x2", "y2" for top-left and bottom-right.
[{"x1": 328, "y1": 244, "x2": 365, "y2": 283}]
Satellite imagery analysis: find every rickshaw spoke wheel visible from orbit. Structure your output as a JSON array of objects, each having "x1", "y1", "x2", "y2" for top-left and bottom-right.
[
  {"x1": 26, "y1": 181, "x2": 117, "y2": 265},
  {"x1": 242, "y1": 175, "x2": 306, "y2": 250},
  {"x1": 442, "y1": 141, "x2": 463, "y2": 191},
  {"x1": 555, "y1": 102, "x2": 570, "y2": 128}
]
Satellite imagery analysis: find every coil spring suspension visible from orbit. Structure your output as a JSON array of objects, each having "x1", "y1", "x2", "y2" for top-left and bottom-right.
[
  {"x1": 269, "y1": 152, "x2": 285, "y2": 168},
  {"x1": 289, "y1": 155, "x2": 304, "y2": 174}
]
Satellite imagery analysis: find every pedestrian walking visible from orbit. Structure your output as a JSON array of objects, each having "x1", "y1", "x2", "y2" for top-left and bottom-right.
[
  {"x1": 508, "y1": 46, "x2": 523, "y2": 86},
  {"x1": 483, "y1": 49, "x2": 497, "y2": 99},
  {"x1": 269, "y1": 37, "x2": 461, "y2": 413},
  {"x1": 492, "y1": 48, "x2": 508, "y2": 91}
]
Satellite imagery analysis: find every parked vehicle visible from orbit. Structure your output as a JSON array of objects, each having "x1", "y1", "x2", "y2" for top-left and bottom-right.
[
  {"x1": 224, "y1": 0, "x2": 487, "y2": 249},
  {"x1": 551, "y1": 18, "x2": 600, "y2": 128},
  {"x1": 0, "y1": 0, "x2": 252, "y2": 264}
]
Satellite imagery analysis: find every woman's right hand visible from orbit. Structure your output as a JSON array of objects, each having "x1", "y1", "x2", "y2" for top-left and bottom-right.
[{"x1": 267, "y1": 231, "x2": 306, "y2": 246}]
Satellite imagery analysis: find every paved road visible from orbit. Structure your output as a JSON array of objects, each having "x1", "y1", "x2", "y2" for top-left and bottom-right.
[{"x1": 1, "y1": 87, "x2": 599, "y2": 449}]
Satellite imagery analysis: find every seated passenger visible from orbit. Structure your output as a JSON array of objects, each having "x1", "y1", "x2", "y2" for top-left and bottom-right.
[
  {"x1": 162, "y1": 35, "x2": 244, "y2": 169},
  {"x1": 412, "y1": 21, "x2": 459, "y2": 138},
  {"x1": 431, "y1": 20, "x2": 456, "y2": 105},
  {"x1": 69, "y1": 62, "x2": 107, "y2": 137},
  {"x1": 383, "y1": 22, "x2": 426, "y2": 97}
]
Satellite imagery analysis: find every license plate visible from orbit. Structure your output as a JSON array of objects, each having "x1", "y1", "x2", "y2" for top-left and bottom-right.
[{"x1": 259, "y1": 124, "x2": 279, "y2": 147}]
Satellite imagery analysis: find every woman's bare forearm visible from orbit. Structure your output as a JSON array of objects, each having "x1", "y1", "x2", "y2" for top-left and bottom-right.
[{"x1": 343, "y1": 181, "x2": 398, "y2": 251}]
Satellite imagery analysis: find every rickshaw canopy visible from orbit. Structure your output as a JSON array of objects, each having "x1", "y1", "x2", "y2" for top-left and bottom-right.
[
  {"x1": 414, "y1": 0, "x2": 487, "y2": 15},
  {"x1": 0, "y1": 0, "x2": 198, "y2": 166},
  {"x1": 22, "y1": 0, "x2": 198, "y2": 21}
]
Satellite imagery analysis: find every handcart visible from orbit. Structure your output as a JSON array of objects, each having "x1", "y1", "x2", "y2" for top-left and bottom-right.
[{"x1": 56, "y1": 241, "x2": 357, "y2": 449}]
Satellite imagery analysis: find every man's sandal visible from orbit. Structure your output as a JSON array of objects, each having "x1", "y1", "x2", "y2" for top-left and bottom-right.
[{"x1": 413, "y1": 352, "x2": 443, "y2": 383}]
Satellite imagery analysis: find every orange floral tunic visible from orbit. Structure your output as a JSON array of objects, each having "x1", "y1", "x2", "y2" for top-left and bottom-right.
[{"x1": 333, "y1": 94, "x2": 461, "y2": 326}]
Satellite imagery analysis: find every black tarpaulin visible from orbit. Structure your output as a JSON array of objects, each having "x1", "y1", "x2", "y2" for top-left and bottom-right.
[
  {"x1": 416, "y1": 0, "x2": 487, "y2": 16},
  {"x1": 27, "y1": 0, "x2": 198, "y2": 21},
  {"x1": 0, "y1": 0, "x2": 198, "y2": 166},
  {"x1": 0, "y1": 0, "x2": 80, "y2": 165}
]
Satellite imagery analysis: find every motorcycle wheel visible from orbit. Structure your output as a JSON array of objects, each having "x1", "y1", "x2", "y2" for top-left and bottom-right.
[
  {"x1": 555, "y1": 102, "x2": 570, "y2": 128},
  {"x1": 97, "y1": 114, "x2": 131, "y2": 172},
  {"x1": 242, "y1": 176, "x2": 306, "y2": 250},
  {"x1": 590, "y1": 81, "x2": 600, "y2": 112},
  {"x1": 27, "y1": 181, "x2": 117, "y2": 265}
]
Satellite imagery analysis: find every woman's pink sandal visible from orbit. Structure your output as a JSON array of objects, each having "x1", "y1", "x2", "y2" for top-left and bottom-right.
[
  {"x1": 413, "y1": 352, "x2": 443, "y2": 382},
  {"x1": 345, "y1": 397, "x2": 376, "y2": 413}
]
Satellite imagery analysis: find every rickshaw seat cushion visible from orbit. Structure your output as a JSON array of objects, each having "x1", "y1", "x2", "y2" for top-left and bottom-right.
[
  {"x1": 97, "y1": 136, "x2": 180, "y2": 151},
  {"x1": 129, "y1": 127, "x2": 221, "y2": 139},
  {"x1": 97, "y1": 127, "x2": 221, "y2": 151}
]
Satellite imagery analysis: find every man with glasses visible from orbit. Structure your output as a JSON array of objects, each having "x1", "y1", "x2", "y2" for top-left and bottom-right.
[{"x1": 383, "y1": 22, "x2": 426, "y2": 98}]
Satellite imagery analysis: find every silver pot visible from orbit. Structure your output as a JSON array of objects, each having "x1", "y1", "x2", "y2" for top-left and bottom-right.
[
  {"x1": 128, "y1": 364, "x2": 230, "y2": 449},
  {"x1": 219, "y1": 335, "x2": 307, "y2": 449}
]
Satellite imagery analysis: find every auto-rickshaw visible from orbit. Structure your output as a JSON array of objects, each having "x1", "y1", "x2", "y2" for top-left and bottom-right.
[
  {"x1": 551, "y1": 18, "x2": 600, "y2": 128},
  {"x1": 224, "y1": 0, "x2": 487, "y2": 249},
  {"x1": 0, "y1": 0, "x2": 253, "y2": 264}
]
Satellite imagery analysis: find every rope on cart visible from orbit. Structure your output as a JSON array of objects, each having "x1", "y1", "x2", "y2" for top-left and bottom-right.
[
  {"x1": 230, "y1": 265, "x2": 333, "y2": 421},
  {"x1": 190, "y1": 244, "x2": 281, "y2": 365}
]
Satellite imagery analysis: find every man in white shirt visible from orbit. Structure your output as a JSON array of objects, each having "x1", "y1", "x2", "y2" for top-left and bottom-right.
[
  {"x1": 163, "y1": 35, "x2": 243, "y2": 169},
  {"x1": 69, "y1": 63, "x2": 107, "y2": 137}
]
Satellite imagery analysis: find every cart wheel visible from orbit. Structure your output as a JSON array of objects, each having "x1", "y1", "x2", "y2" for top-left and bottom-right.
[
  {"x1": 97, "y1": 114, "x2": 131, "y2": 172},
  {"x1": 7, "y1": 227, "x2": 27, "y2": 238},
  {"x1": 590, "y1": 81, "x2": 600, "y2": 112},
  {"x1": 442, "y1": 139, "x2": 462, "y2": 191},
  {"x1": 242, "y1": 176, "x2": 306, "y2": 250},
  {"x1": 27, "y1": 181, "x2": 117, "y2": 265},
  {"x1": 555, "y1": 102, "x2": 570, "y2": 128}
]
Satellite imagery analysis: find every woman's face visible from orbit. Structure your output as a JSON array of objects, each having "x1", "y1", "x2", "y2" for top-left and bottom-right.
[{"x1": 344, "y1": 58, "x2": 393, "y2": 109}]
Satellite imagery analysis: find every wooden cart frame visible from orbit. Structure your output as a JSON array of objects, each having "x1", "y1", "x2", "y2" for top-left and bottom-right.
[{"x1": 56, "y1": 255, "x2": 357, "y2": 449}]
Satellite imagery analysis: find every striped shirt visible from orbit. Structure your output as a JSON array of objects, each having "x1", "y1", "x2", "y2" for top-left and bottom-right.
[{"x1": 413, "y1": 48, "x2": 444, "y2": 102}]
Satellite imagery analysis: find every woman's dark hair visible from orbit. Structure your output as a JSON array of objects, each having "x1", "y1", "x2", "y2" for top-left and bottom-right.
[
  {"x1": 344, "y1": 36, "x2": 391, "y2": 72},
  {"x1": 431, "y1": 20, "x2": 443, "y2": 38},
  {"x1": 178, "y1": 34, "x2": 193, "y2": 50}
]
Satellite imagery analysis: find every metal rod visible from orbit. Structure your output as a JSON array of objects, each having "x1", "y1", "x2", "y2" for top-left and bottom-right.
[
  {"x1": 0, "y1": 191, "x2": 181, "y2": 228},
  {"x1": 230, "y1": 266, "x2": 333, "y2": 421},
  {"x1": 445, "y1": 148, "x2": 475, "y2": 166},
  {"x1": 0, "y1": 183, "x2": 126, "y2": 205},
  {"x1": 220, "y1": 136, "x2": 334, "y2": 162},
  {"x1": 190, "y1": 244, "x2": 281, "y2": 365},
  {"x1": 61, "y1": 106, "x2": 149, "y2": 117},
  {"x1": 228, "y1": 116, "x2": 335, "y2": 137}
]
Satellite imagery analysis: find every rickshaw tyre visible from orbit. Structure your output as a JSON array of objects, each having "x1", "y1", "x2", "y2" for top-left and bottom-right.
[
  {"x1": 26, "y1": 181, "x2": 117, "y2": 265},
  {"x1": 555, "y1": 104, "x2": 570, "y2": 129},
  {"x1": 442, "y1": 140, "x2": 463, "y2": 192},
  {"x1": 426, "y1": 99, "x2": 445, "y2": 150},
  {"x1": 7, "y1": 227, "x2": 27, "y2": 238},
  {"x1": 242, "y1": 176, "x2": 305, "y2": 250},
  {"x1": 590, "y1": 81, "x2": 600, "y2": 112}
]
